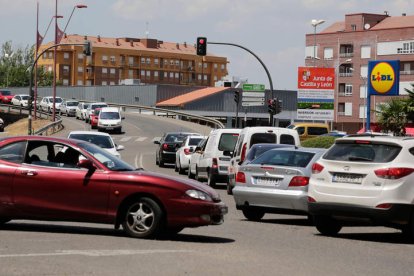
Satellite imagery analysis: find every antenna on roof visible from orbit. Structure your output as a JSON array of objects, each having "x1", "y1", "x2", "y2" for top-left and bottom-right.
[{"x1": 145, "y1": 21, "x2": 149, "y2": 39}]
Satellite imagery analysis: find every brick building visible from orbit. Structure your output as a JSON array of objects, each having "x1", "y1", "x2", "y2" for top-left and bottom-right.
[
  {"x1": 305, "y1": 12, "x2": 414, "y2": 133},
  {"x1": 37, "y1": 35, "x2": 228, "y2": 87}
]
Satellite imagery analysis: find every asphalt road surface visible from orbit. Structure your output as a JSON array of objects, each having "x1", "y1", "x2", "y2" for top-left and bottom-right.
[{"x1": 0, "y1": 112, "x2": 413, "y2": 276}]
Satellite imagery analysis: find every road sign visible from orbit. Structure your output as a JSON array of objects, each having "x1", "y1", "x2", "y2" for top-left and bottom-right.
[
  {"x1": 242, "y1": 97, "x2": 265, "y2": 102},
  {"x1": 242, "y1": 92, "x2": 265, "y2": 97},
  {"x1": 242, "y1": 101, "x2": 265, "y2": 107},
  {"x1": 242, "y1": 84, "x2": 265, "y2": 92}
]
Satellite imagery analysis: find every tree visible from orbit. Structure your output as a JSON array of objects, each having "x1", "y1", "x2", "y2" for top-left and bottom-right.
[
  {"x1": 404, "y1": 83, "x2": 414, "y2": 122},
  {"x1": 376, "y1": 98, "x2": 408, "y2": 136}
]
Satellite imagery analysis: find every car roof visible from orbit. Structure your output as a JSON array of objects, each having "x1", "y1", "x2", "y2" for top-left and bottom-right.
[
  {"x1": 99, "y1": 107, "x2": 119, "y2": 112},
  {"x1": 68, "y1": 131, "x2": 111, "y2": 137}
]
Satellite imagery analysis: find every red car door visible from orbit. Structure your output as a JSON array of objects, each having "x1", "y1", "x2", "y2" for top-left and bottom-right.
[{"x1": 12, "y1": 144, "x2": 112, "y2": 223}]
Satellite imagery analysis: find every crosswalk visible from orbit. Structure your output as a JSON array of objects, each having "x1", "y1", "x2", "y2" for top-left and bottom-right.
[{"x1": 112, "y1": 136, "x2": 151, "y2": 143}]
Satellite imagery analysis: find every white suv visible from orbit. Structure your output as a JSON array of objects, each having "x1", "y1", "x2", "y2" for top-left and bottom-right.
[{"x1": 308, "y1": 134, "x2": 414, "y2": 239}]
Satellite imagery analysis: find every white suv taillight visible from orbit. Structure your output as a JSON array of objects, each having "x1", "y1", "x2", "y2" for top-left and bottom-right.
[
  {"x1": 312, "y1": 162, "x2": 324, "y2": 174},
  {"x1": 374, "y1": 167, "x2": 414, "y2": 179}
]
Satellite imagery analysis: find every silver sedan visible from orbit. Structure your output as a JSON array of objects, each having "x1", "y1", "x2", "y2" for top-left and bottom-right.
[{"x1": 233, "y1": 147, "x2": 326, "y2": 221}]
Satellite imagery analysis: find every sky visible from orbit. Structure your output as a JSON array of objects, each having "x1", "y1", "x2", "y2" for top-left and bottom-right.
[{"x1": 1, "y1": 0, "x2": 413, "y2": 90}]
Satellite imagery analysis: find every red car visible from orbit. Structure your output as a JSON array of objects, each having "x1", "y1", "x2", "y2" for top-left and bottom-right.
[
  {"x1": 0, "y1": 90, "x2": 14, "y2": 104},
  {"x1": 90, "y1": 108, "x2": 101, "y2": 129},
  {"x1": 0, "y1": 136, "x2": 227, "y2": 238}
]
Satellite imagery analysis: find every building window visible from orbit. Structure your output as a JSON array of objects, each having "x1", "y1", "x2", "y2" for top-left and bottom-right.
[
  {"x1": 164, "y1": 59, "x2": 168, "y2": 66},
  {"x1": 214, "y1": 76, "x2": 218, "y2": 81},
  {"x1": 198, "y1": 62, "x2": 202, "y2": 68},
  {"x1": 345, "y1": 102, "x2": 352, "y2": 116},
  {"x1": 146, "y1": 58, "x2": 151, "y2": 65},
  {"x1": 48, "y1": 52, "x2": 53, "y2": 58},
  {"x1": 141, "y1": 70, "x2": 145, "y2": 77},
  {"x1": 203, "y1": 63, "x2": 207, "y2": 69},
  {"x1": 141, "y1": 57, "x2": 146, "y2": 64},
  {"x1": 86, "y1": 80, "x2": 92, "y2": 86},
  {"x1": 63, "y1": 66, "x2": 70, "y2": 74},
  {"x1": 129, "y1": 57, "x2": 134, "y2": 66},
  {"x1": 154, "y1": 71, "x2": 159, "y2": 78},
  {"x1": 110, "y1": 68, "x2": 116, "y2": 75},
  {"x1": 78, "y1": 53, "x2": 84, "y2": 60},
  {"x1": 221, "y1": 64, "x2": 225, "y2": 70},
  {"x1": 43, "y1": 52, "x2": 47, "y2": 59},
  {"x1": 102, "y1": 68, "x2": 108, "y2": 74},
  {"x1": 154, "y1": 58, "x2": 159, "y2": 65},
  {"x1": 351, "y1": 24, "x2": 356, "y2": 31},
  {"x1": 62, "y1": 79, "x2": 69, "y2": 86},
  {"x1": 146, "y1": 71, "x2": 151, "y2": 77},
  {"x1": 110, "y1": 81, "x2": 115, "y2": 85},
  {"x1": 169, "y1": 72, "x2": 174, "y2": 78},
  {"x1": 77, "y1": 80, "x2": 83, "y2": 86},
  {"x1": 48, "y1": 66, "x2": 52, "y2": 72},
  {"x1": 128, "y1": 70, "x2": 133, "y2": 78},
  {"x1": 345, "y1": 84, "x2": 353, "y2": 96},
  {"x1": 164, "y1": 72, "x2": 168, "y2": 78},
  {"x1": 102, "y1": 55, "x2": 108, "y2": 62},
  {"x1": 170, "y1": 60, "x2": 174, "y2": 66},
  {"x1": 360, "y1": 85, "x2": 367, "y2": 99},
  {"x1": 359, "y1": 105, "x2": 367, "y2": 119},
  {"x1": 203, "y1": 75, "x2": 207, "y2": 80},
  {"x1": 175, "y1": 73, "x2": 179, "y2": 79},
  {"x1": 361, "y1": 45, "x2": 371, "y2": 59},
  {"x1": 175, "y1": 60, "x2": 179, "y2": 66},
  {"x1": 102, "y1": 81, "x2": 107, "y2": 86},
  {"x1": 324, "y1": 48, "x2": 333, "y2": 60},
  {"x1": 198, "y1": 74, "x2": 202, "y2": 80},
  {"x1": 77, "y1": 66, "x2": 83, "y2": 73},
  {"x1": 110, "y1": 56, "x2": 116, "y2": 63},
  {"x1": 63, "y1": 52, "x2": 70, "y2": 59}
]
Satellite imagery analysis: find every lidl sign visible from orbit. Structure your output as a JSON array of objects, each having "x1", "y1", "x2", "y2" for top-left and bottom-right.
[{"x1": 368, "y1": 60, "x2": 400, "y2": 96}]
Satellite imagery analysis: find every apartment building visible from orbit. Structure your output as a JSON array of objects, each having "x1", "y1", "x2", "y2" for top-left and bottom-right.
[
  {"x1": 37, "y1": 35, "x2": 228, "y2": 87},
  {"x1": 305, "y1": 12, "x2": 414, "y2": 133}
]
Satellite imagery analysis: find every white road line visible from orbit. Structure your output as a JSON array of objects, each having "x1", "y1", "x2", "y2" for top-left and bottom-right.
[
  {"x1": 0, "y1": 249, "x2": 193, "y2": 258},
  {"x1": 135, "y1": 137, "x2": 148, "y2": 142},
  {"x1": 120, "y1": 137, "x2": 132, "y2": 142}
]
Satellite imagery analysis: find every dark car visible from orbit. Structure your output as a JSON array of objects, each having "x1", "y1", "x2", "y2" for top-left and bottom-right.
[
  {"x1": 154, "y1": 132, "x2": 201, "y2": 167},
  {"x1": 0, "y1": 136, "x2": 227, "y2": 239},
  {"x1": 0, "y1": 90, "x2": 14, "y2": 104}
]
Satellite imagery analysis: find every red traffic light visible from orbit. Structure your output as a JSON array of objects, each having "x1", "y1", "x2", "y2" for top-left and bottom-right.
[{"x1": 198, "y1": 38, "x2": 205, "y2": 44}]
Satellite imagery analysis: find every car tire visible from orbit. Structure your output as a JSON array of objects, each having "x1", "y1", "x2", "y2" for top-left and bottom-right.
[
  {"x1": 188, "y1": 167, "x2": 195, "y2": 179},
  {"x1": 314, "y1": 215, "x2": 342, "y2": 236},
  {"x1": 226, "y1": 184, "x2": 233, "y2": 195},
  {"x1": 122, "y1": 197, "x2": 163, "y2": 239},
  {"x1": 178, "y1": 160, "x2": 185, "y2": 175},
  {"x1": 207, "y1": 172, "x2": 216, "y2": 188},
  {"x1": 195, "y1": 167, "x2": 201, "y2": 181},
  {"x1": 242, "y1": 208, "x2": 265, "y2": 221},
  {"x1": 174, "y1": 160, "x2": 179, "y2": 172}
]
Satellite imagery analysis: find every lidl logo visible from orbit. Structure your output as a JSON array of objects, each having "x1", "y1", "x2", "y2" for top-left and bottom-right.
[{"x1": 368, "y1": 60, "x2": 400, "y2": 96}]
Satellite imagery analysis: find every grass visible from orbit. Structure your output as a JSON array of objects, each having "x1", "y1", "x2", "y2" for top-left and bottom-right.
[{"x1": 4, "y1": 118, "x2": 52, "y2": 136}]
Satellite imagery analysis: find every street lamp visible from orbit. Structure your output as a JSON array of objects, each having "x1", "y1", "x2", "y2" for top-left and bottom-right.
[
  {"x1": 360, "y1": 76, "x2": 368, "y2": 131},
  {"x1": 311, "y1": 19, "x2": 325, "y2": 67},
  {"x1": 62, "y1": 4, "x2": 88, "y2": 34}
]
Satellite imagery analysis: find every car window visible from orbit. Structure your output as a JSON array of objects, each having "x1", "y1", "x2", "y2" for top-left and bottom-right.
[
  {"x1": 69, "y1": 134, "x2": 114, "y2": 149},
  {"x1": 251, "y1": 150, "x2": 315, "y2": 168},
  {"x1": 296, "y1": 127, "x2": 305, "y2": 135},
  {"x1": 189, "y1": 138, "x2": 203, "y2": 146},
  {"x1": 250, "y1": 133, "x2": 277, "y2": 146},
  {"x1": 218, "y1": 133, "x2": 239, "y2": 151},
  {"x1": 323, "y1": 142, "x2": 401, "y2": 163},
  {"x1": 0, "y1": 141, "x2": 26, "y2": 163},
  {"x1": 280, "y1": 134, "x2": 295, "y2": 145},
  {"x1": 308, "y1": 127, "x2": 328, "y2": 135},
  {"x1": 100, "y1": 112, "x2": 120, "y2": 119}
]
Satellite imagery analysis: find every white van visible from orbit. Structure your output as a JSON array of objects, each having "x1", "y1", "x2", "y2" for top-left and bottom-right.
[
  {"x1": 195, "y1": 128, "x2": 242, "y2": 187},
  {"x1": 227, "y1": 127, "x2": 301, "y2": 194},
  {"x1": 97, "y1": 107, "x2": 123, "y2": 133}
]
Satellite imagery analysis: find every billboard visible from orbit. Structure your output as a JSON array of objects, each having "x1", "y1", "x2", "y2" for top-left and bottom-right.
[
  {"x1": 297, "y1": 67, "x2": 335, "y2": 120},
  {"x1": 368, "y1": 60, "x2": 400, "y2": 96}
]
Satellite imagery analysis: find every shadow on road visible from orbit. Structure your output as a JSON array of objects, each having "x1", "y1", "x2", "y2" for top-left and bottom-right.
[
  {"x1": 0, "y1": 222, "x2": 234, "y2": 243},
  {"x1": 245, "y1": 217, "x2": 312, "y2": 227},
  {"x1": 316, "y1": 231, "x2": 413, "y2": 245}
]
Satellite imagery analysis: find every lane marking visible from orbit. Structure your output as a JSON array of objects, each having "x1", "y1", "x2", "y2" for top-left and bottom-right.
[
  {"x1": 120, "y1": 137, "x2": 132, "y2": 142},
  {"x1": 135, "y1": 137, "x2": 148, "y2": 142},
  {"x1": 0, "y1": 249, "x2": 193, "y2": 258}
]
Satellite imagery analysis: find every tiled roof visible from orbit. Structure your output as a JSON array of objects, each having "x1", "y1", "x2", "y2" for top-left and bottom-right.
[
  {"x1": 371, "y1": 15, "x2": 414, "y2": 30},
  {"x1": 156, "y1": 87, "x2": 228, "y2": 107},
  {"x1": 42, "y1": 35, "x2": 198, "y2": 55},
  {"x1": 320, "y1": 22, "x2": 345, "y2": 33}
]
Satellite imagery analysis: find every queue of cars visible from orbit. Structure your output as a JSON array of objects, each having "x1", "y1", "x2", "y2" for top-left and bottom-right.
[{"x1": 158, "y1": 125, "x2": 414, "y2": 241}]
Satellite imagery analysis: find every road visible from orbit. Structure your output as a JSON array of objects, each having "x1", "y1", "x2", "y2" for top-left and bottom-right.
[{"x1": 1, "y1": 112, "x2": 413, "y2": 276}]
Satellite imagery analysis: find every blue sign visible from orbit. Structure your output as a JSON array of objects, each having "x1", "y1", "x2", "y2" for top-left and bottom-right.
[{"x1": 368, "y1": 60, "x2": 400, "y2": 96}]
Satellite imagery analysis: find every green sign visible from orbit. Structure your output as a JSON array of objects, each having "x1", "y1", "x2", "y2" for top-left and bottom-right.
[{"x1": 242, "y1": 84, "x2": 265, "y2": 92}]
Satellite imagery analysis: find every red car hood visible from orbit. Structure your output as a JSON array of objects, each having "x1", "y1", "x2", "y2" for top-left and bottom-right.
[{"x1": 111, "y1": 170, "x2": 220, "y2": 200}]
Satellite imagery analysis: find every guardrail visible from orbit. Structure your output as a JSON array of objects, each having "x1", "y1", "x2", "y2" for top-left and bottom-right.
[
  {"x1": 0, "y1": 103, "x2": 63, "y2": 135},
  {"x1": 78, "y1": 101, "x2": 225, "y2": 129}
]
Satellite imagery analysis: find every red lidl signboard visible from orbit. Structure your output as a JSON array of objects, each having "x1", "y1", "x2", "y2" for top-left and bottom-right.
[{"x1": 368, "y1": 60, "x2": 400, "y2": 96}]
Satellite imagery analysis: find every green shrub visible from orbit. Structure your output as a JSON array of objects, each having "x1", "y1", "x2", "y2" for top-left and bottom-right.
[{"x1": 301, "y1": 136, "x2": 337, "y2": 148}]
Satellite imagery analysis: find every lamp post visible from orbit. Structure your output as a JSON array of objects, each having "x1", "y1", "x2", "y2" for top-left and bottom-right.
[
  {"x1": 311, "y1": 19, "x2": 325, "y2": 67},
  {"x1": 4, "y1": 52, "x2": 13, "y2": 87},
  {"x1": 360, "y1": 76, "x2": 368, "y2": 131},
  {"x1": 62, "y1": 4, "x2": 88, "y2": 34},
  {"x1": 333, "y1": 58, "x2": 352, "y2": 130}
]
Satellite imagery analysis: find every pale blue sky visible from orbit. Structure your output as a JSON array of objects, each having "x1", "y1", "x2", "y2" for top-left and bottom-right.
[{"x1": 1, "y1": 0, "x2": 413, "y2": 90}]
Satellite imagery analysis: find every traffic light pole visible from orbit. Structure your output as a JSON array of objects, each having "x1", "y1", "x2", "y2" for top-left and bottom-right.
[
  {"x1": 27, "y1": 42, "x2": 89, "y2": 135},
  {"x1": 207, "y1": 41, "x2": 275, "y2": 126}
]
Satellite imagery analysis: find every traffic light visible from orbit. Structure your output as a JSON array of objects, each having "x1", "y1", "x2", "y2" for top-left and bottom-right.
[
  {"x1": 234, "y1": 90, "x2": 240, "y2": 104},
  {"x1": 273, "y1": 98, "x2": 282, "y2": 114},
  {"x1": 83, "y1": 40, "x2": 92, "y2": 56},
  {"x1": 268, "y1": 99, "x2": 274, "y2": 114},
  {"x1": 196, "y1": 37, "x2": 207, "y2": 56}
]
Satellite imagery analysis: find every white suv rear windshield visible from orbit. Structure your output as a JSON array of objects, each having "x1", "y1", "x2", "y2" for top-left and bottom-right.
[
  {"x1": 323, "y1": 141, "x2": 401, "y2": 163},
  {"x1": 218, "y1": 133, "x2": 239, "y2": 151}
]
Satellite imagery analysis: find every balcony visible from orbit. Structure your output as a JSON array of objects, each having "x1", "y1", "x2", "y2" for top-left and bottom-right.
[
  {"x1": 339, "y1": 72, "x2": 353, "y2": 77},
  {"x1": 339, "y1": 52, "x2": 353, "y2": 58},
  {"x1": 401, "y1": 70, "x2": 414, "y2": 75}
]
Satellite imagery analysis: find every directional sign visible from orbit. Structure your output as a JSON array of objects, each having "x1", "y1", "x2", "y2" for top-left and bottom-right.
[
  {"x1": 242, "y1": 84, "x2": 265, "y2": 92},
  {"x1": 243, "y1": 92, "x2": 265, "y2": 97},
  {"x1": 242, "y1": 97, "x2": 265, "y2": 102},
  {"x1": 242, "y1": 101, "x2": 265, "y2": 107}
]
